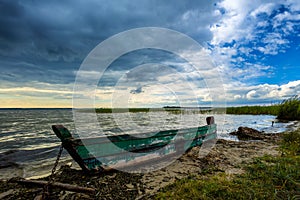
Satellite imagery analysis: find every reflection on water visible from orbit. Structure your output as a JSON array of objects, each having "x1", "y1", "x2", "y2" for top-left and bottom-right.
[{"x1": 0, "y1": 109, "x2": 294, "y2": 179}]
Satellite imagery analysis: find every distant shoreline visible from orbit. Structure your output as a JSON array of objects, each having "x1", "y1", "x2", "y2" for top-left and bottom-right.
[{"x1": 0, "y1": 103, "x2": 297, "y2": 121}]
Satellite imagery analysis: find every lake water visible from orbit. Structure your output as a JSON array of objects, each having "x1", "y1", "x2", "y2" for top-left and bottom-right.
[{"x1": 0, "y1": 109, "x2": 294, "y2": 179}]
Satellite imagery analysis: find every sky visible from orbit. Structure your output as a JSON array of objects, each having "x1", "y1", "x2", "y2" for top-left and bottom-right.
[{"x1": 0, "y1": 0, "x2": 299, "y2": 108}]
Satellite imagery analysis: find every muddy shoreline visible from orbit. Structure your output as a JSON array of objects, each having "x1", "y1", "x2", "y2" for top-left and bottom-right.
[{"x1": 0, "y1": 123, "x2": 298, "y2": 200}]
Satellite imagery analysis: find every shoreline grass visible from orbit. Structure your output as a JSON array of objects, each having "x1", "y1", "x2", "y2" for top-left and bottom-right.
[
  {"x1": 225, "y1": 105, "x2": 280, "y2": 115},
  {"x1": 155, "y1": 128, "x2": 300, "y2": 200},
  {"x1": 277, "y1": 96, "x2": 300, "y2": 120},
  {"x1": 226, "y1": 96, "x2": 300, "y2": 121}
]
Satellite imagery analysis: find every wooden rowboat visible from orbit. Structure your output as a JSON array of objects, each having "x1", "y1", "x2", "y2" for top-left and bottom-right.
[{"x1": 52, "y1": 116, "x2": 217, "y2": 172}]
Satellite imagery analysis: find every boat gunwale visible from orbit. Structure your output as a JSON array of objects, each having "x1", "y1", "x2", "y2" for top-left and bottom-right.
[{"x1": 68, "y1": 124, "x2": 216, "y2": 145}]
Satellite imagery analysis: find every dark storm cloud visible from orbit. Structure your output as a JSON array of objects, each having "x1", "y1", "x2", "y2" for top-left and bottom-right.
[
  {"x1": 0, "y1": 0, "x2": 218, "y2": 85},
  {"x1": 97, "y1": 49, "x2": 192, "y2": 86},
  {"x1": 130, "y1": 86, "x2": 143, "y2": 94}
]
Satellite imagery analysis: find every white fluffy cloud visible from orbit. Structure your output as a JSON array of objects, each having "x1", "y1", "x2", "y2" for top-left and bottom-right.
[
  {"x1": 211, "y1": 0, "x2": 299, "y2": 46},
  {"x1": 210, "y1": 0, "x2": 299, "y2": 64},
  {"x1": 225, "y1": 80, "x2": 300, "y2": 104}
]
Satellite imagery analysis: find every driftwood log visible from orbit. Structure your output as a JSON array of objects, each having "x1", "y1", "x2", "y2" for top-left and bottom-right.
[{"x1": 11, "y1": 178, "x2": 96, "y2": 194}]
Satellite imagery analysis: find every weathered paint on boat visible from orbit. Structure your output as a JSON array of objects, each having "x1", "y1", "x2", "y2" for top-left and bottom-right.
[{"x1": 52, "y1": 116, "x2": 217, "y2": 172}]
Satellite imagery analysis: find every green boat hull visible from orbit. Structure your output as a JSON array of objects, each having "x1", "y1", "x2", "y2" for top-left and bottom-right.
[{"x1": 52, "y1": 116, "x2": 217, "y2": 172}]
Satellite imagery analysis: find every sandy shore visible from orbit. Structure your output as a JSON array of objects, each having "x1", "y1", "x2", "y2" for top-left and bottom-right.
[
  {"x1": 0, "y1": 122, "x2": 298, "y2": 200},
  {"x1": 139, "y1": 137, "x2": 281, "y2": 199}
]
